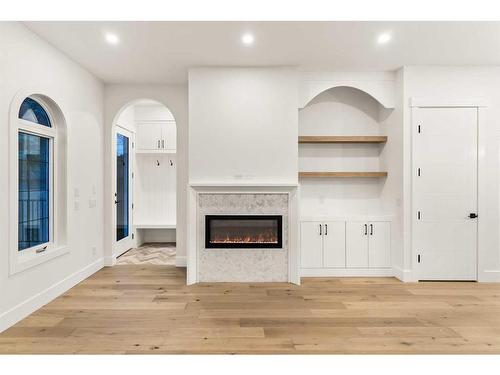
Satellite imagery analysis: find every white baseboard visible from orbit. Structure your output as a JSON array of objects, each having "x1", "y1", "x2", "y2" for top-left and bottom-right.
[
  {"x1": 393, "y1": 265, "x2": 414, "y2": 282},
  {"x1": 301, "y1": 268, "x2": 394, "y2": 277},
  {"x1": 103, "y1": 255, "x2": 115, "y2": 266},
  {"x1": 0, "y1": 258, "x2": 104, "y2": 333},
  {"x1": 479, "y1": 269, "x2": 500, "y2": 282},
  {"x1": 175, "y1": 256, "x2": 187, "y2": 267}
]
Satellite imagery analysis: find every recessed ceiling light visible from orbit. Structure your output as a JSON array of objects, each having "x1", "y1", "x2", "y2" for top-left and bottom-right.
[
  {"x1": 241, "y1": 33, "x2": 255, "y2": 45},
  {"x1": 104, "y1": 32, "x2": 120, "y2": 45},
  {"x1": 377, "y1": 32, "x2": 392, "y2": 44}
]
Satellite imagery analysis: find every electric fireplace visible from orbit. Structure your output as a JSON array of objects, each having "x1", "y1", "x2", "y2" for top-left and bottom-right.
[{"x1": 205, "y1": 215, "x2": 283, "y2": 249}]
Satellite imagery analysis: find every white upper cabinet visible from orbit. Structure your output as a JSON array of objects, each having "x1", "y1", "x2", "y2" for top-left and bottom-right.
[
  {"x1": 135, "y1": 121, "x2": 176, "y2": 152},
  {"x1": 136, "y1": 122, "x2": 162, "y2": 150},
  {"x1": 162, "y1": 121, "x2": 177, "y2": 151}
]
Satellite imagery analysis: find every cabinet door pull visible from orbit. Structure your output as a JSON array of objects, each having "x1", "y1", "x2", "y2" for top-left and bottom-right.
[
  {"x1": 162, "y1": 140, "x2": 165, "y2": 148},
  {"x1": 319, "y1": 224, "x2": 322, "y2": 236},
  {"x1": 364, "y1": 224, "x2": 368, "y2": 235},
  {"x1": 157, "y1": 140, "x2": 160, "y2": 149},
  {"x1": 370, "y1": 224, "x2": 373, "y2": 235},
  {"x1": 325, "y1": 224, "x2": 328, "y2": 236}
]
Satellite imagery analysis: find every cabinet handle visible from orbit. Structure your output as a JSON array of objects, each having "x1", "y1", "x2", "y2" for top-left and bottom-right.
[
  {"x1": 319, "y1": 224, "x2": 322, "y2": 236},
  {"x1": 325, "y1": 224, "x2": 328, "y2": 235},
  {"x1": 157, "y1": 140, "x2": 160, "y2": 149},
  {"x1": 370, "y1": 224, "x2": 373, "y2": 235},
  {"x1": 364, "y1": 224, "x2": 367, "y2": 235},
  {"x1": 162, "y1": 140, "x2": 165, "y2": 148}
]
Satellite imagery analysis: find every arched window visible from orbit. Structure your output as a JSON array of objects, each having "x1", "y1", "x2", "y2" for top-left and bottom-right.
[
  {"x1": 17, "y1": 97, "x2": 55, "y2": 251},
  {"x1": 18, "y1": 97, "x2": 52, "y2": 127}
]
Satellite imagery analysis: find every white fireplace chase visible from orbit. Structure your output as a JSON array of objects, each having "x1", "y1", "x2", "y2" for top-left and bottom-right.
[{"x1": 186, "y1": 185, "x2": 300, "y2": 284}]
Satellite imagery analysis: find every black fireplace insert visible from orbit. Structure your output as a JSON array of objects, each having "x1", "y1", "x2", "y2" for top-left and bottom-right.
[{"x1": 205, "y1": 215, "x2": 283, "y2": 249}]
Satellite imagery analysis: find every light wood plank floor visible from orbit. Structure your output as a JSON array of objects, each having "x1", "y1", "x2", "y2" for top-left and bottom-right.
[{"x1": 1, "y1": 265, "x2": 500, "y2": 354}]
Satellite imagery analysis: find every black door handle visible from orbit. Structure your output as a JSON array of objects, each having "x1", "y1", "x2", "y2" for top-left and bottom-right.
[
  {"x1": 115, "y1": 200, "x2": 121, "y2": 204},
  {"x1": 469, "y1": 213, "x2": 478, "y2": 219}
]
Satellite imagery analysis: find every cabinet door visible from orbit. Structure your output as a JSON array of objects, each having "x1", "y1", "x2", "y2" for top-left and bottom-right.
[
  {"x1": 136, "y1": 122, "x2": 162, "y2": 150},
  {"x1": 161, "y1": 121, "x2": 177, "y2": 150},
  {"x1": 368, "y1": 222, "x2": 391, "y2": 268},
  {"x1": 346, "y1": 222, "x2": 369, "y2": 268},
  {"x1": 300, "y1": 222, "x2": 323, "y2": 268},
  {"x1": 323, "y1": 221, "x2": 346, "y2": 268}
]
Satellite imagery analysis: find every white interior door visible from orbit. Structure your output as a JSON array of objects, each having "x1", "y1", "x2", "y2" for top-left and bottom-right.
[
  {"x1": 114, "y1": 126, "x2": 134, "y2": 257},
  {"x1": 300, "y1": 222, "x2": 323, "y2": 268},
  {"x1": 346, "y1": 222, "x2": 368, "y2": 268},
  {"x1": 323, "y1": 221, "x2": 346, "y2": 268},
  {"x1": 413, "y1": 107, "x2": 478, "y2": 280}
]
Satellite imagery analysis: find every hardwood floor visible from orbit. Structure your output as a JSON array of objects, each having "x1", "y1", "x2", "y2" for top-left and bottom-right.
[{"x1": 1, "y1": 265, "x2": 500, "y2": 354}]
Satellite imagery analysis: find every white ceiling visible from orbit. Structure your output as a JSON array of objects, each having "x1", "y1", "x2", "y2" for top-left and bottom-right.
[{"x1": 24, "y1": 21, "x2": 500, "y2": 84}]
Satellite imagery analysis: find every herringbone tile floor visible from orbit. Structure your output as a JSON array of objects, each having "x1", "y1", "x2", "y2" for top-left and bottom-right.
[{"x1": 116, "y1": 243, "x2": 176, "y2": 265}]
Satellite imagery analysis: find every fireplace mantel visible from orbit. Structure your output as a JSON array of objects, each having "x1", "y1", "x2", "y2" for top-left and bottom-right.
[{"x1": 189, "y1": 181, "x2": 299, "y2": 187}]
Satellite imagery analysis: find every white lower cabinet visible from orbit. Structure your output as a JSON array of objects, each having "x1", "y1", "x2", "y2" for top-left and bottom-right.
[
  {"x1": 300, "y1": 221, "x2": 346, "y2": 268},
  {"x1": 300, "y1": 222, "x2": 323, "y2": 268},
  {"x1": 368, "y1": 222, "x2": 391, "y2": 268},
  {"x1": 301, "y1": 220, "x2": 390, "y2": 271},
  {"x1": 323, "y1": 221, "x2": 346, "y2": 267},
  {"x1": 346, "y1": 222, "x2": 369, "y2": 268}
]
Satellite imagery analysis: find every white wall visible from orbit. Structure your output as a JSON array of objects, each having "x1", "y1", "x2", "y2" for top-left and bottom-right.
[
  {"x1": 401, "y1": 66, "x2": 500, "y2": 281},
  {"x1": 104, "y1": 84, "x2": 188, "y2": 266},
  {"x1": 115, "y1": 104, "x2": 136, "y2": 132},
  {"x1": 0, "y1": 22, "x2": 104, "y2": 331},
  {"x1": 188, "y1": 68, "x2": 298, "y2": 184}
]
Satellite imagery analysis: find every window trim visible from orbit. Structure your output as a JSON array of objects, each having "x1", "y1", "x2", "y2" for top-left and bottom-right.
[{"x1": 9, "y1": 91, "x2": 69, "y2": 275}]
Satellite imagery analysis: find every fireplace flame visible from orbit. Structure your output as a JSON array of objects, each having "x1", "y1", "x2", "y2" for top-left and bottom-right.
[{"x1": 211, "y1": 230, "x2": 278, "y2": 244}]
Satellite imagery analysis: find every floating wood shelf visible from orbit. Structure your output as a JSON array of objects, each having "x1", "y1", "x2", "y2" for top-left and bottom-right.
[
  {"x1": 299, "y1": 171, "x2": 388, "y2": 178},
  {"x1": 298, "y1": 136, "x2": 387, "y2": 144}
]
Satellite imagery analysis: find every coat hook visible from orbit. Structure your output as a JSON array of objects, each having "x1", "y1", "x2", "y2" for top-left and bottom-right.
[
  {"x1": 157, "y1": 160, "x2": 160, "y2": 166},
  {"x1": 170, "y1": 159, "x2": 173, "y2": 166}
]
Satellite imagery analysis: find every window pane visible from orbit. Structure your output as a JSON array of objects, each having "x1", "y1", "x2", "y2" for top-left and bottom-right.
[
  {"x1": 18, "y1": 97, "x2": 51, "y2": 127},
  {"x1": 18, "y1": 132, "x2": 50, "y2": 251}
]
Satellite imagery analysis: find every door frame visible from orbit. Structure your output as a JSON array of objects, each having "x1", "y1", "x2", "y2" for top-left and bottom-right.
[
  {"x1": 410, "y1": 98, "x2": 488, "y2": 281},
  {"x1": 112, "y1": 124, "x2": 135, "y2": 259}
]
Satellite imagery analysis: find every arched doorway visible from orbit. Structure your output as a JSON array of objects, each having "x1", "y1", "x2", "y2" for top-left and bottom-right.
[{"x1": 111, "y1": 99, "x2": 177, "y2": 265}]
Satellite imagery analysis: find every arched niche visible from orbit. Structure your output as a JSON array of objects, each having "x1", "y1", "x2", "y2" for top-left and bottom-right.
[
  {"x1": 299, "y1": 81, "x2": 395, "y2": 109},
  {"x1": 299, "y1": 86, "x2": 387, "y2": 136}
]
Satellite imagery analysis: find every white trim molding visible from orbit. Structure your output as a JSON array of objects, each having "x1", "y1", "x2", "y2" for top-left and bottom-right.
[
  {"x1": 301, "y1": 268, "x2": 394, "y2": 278},
  {"x1": 410, "y1": 97, "x2": 489, "y2": 108},
  {"x1": 0, "y1": 258, "x2": 104, "y2": 333},
  {"x1": 175, "y1": 256, "x2": 187, "y2": 267},
  {"x1": 8, "y1": 89, "x2": 69, "y2": 276},
  {"x1": 479, "y1": 270, "x2": 500, "y2": 282}
]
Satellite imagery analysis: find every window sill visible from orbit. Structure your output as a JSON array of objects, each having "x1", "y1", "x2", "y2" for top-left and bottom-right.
[{"x1": 9, "y1": 245, "x2": 70, "y2": 276}]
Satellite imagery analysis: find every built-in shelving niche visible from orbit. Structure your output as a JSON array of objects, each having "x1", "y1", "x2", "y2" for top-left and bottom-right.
[{"x1": 298, "y1": 85, "x2": 393, "y2": 217}]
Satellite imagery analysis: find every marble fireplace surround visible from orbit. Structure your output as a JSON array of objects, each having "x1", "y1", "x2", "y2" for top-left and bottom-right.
[{"x1": 186, "y1": 183, "x2": 300, "y2": 284}]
